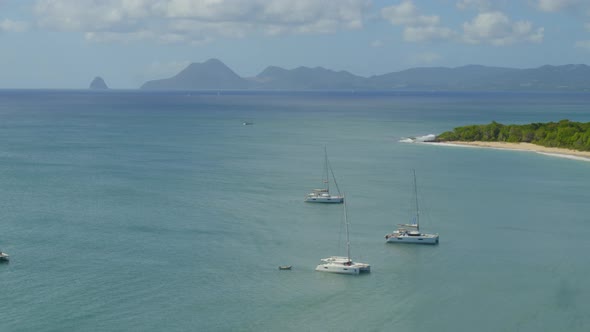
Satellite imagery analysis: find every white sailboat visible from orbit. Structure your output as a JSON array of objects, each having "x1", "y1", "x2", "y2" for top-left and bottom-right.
[
  {"x1": 385, "y1": 170, "x2": 439, "y2": 244},
  {"x1": 305, "y1": 147, "x2": 344, "y2": 203},
  {"x1": 316, "y1": 198, "x2": 370, "y2": 275}
]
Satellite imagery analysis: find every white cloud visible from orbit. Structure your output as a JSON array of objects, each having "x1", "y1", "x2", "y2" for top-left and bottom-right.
[
  {"x1": 535, "y1": 0, "x2": 580, "y2": 12},
  {"x1": 462, "y1": 11, "x2": 544, "y2": 45},
  {"x1": 85, "y1": 30, "x2": 212, "y2": 45},
  {"x1": 34, "y1": 1, "x2": 145, "y2": 31},
  {"x1": 381, "y1": 0, "x2": 453, "y2": 42},
  {"x1": 456, "y1": 0, "x2": 491, "y2": 11},
  {"x1": 33, "y1": 0, "x2": 370, "y2": 43},
  {"x1": 381, "y1": 1, "x2": 439, "y2": 26},
  {"x1": 0, "y1": 19, "x2": 29, "y2": 32},
  {"x1": 382, "y1": 2, "x2": 543, "y2": 46},
  {"x1": 575, "y1": 40, "x2": 590, "y2": 50}
]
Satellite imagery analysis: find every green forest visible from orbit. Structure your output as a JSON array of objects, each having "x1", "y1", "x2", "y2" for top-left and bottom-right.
[{"x1": 435, "y1": 120, "x2": 590, "y2": 151}]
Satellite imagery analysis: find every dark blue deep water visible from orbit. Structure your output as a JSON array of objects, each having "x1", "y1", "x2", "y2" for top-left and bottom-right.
[{"x1": 1, "y1": 90, "x2": 590, "y2": 331}]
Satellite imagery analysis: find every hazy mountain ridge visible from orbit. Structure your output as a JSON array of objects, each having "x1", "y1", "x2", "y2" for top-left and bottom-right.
[
  {"x1": 141, "y1": 58, "x2": 248, "y2": 90},
  {"x1": 140, "y1": 59, "x2": 590, "y2": 91},
  {"x1": 89, "y1": 76, "x2": 109, "y2": 89},
  {"x1": 252, "y1": 66, "x2": 366, "y2": 90}
]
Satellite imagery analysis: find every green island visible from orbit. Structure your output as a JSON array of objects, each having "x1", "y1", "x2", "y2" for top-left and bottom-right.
[{"x1": 435, "y1": 120, "x2": 590, "y2": 152}]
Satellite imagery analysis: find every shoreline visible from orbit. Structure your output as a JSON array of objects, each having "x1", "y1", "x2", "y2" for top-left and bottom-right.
[{"x1": 426, "y1": 141, "x2": 590, "y2": 161}]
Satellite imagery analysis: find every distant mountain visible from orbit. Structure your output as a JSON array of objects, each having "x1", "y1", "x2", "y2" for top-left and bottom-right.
[
  {"x1": 252, "y1": 66, "x2": 365, "y2": 90},
  {"x1": 367, "y1": 65, "x2": 516, "y2": 90},
  {"x1": 139, "y1": 59, "x2": 590, "y2": 91},
  {"x1": 141, "y1": 58, "x2": 248, "y2": 90},
  {"x1": 494, "y1": 64, "x2": 590, "y2": 90},
  {"x1": 89, "y1": 76, "x2": 108, "y2": 89}
]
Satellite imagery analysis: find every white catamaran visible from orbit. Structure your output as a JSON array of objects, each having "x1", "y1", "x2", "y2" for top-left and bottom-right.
[
  {"x1": 316, "y1": 198, "x2": 370, "y2": 275},
  {"x1": 385, "y1": 170, "x2": 439, "y2": 244},
  {"x1": 305, "y1": 147, "x2": 344, "y2": 203}
]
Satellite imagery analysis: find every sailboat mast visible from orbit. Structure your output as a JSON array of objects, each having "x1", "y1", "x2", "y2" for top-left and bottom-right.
[
  {"x1": 413, "y1": 169, "x2": 420, "y2": 230},
  {"x1": 324, "y1": 146, "x2": 330, "y2": 193},
  {"x1": 325, "y1": 147, "x2": 342, "y2": 196},
  {"x1": 344, "y1": 196, "x2": 351, "y2": 261}
]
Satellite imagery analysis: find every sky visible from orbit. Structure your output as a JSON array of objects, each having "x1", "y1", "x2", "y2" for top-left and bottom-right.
[{"x1": 1, "y1": 0, "x2": 590, "y2": 88}]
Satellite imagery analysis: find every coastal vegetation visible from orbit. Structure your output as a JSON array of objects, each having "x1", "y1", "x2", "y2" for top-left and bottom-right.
[{"x1": 435, "y1": 120, "x2": 590, "y2": 151}]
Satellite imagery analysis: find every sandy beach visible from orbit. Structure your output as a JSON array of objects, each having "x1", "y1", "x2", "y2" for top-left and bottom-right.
[{"x1": 430, "y1": 141, "x2": 590, "y2": 161}]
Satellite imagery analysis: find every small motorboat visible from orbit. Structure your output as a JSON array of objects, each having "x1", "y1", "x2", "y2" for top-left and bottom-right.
[
  {"x1": 0, "y1": 251, "x2": 9, "y2": 262},
  {"x1": 278, "y1": 265, "x2": 292, "y2": 270}
]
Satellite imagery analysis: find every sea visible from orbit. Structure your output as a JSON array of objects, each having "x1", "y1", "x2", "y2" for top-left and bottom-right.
[{"x1": 1, "y1": 90, "x2": 590, "y2": 332}]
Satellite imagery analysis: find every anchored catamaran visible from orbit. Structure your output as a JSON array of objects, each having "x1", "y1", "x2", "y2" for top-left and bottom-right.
[
  {"x1": 385, "y1": 170, "x2": 439, "y2": 244},
  {"x1": 316, "y1": 198, "x2": 370, "y2": 275},
  {"x1": 305, "y1": 147, "x2": 344, "y2": 203}
]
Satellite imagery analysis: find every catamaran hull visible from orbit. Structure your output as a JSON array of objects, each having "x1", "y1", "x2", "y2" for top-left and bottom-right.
[
  {"x1": 316, "y1": 257, "x2": 370, "y2": 274},
  {"x1": 385, "y1": 234, "x2": 439, "y2": 244},
  {"x1": 304, "y1": 196, "x2": 344, "y2": 203},
  {"x1": 315, "y1": 264, "x2": 370, "y2": 274},
  {"x1": 315, "y1": 264, "x2": 360, "y2": 274}
]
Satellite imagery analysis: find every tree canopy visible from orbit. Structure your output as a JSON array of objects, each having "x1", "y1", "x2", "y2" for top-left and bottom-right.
[{"x1": 436, "y1": 120, "x2": 590, "y2": 151}]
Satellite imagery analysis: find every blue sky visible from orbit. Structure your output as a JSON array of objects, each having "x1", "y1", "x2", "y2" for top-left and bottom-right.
[{"x1": 1, "y1": 0, "x2": 590, "y2": 88}]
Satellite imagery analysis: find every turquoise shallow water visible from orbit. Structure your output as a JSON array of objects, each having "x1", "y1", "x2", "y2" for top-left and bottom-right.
[{"x1": 1, "y1": 90, "x2": 590, "y2": 331}]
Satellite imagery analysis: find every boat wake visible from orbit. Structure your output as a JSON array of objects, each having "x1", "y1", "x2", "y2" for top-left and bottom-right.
[{"x1": 399, "y1": 134, "x2": 436, "y2": 143}]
